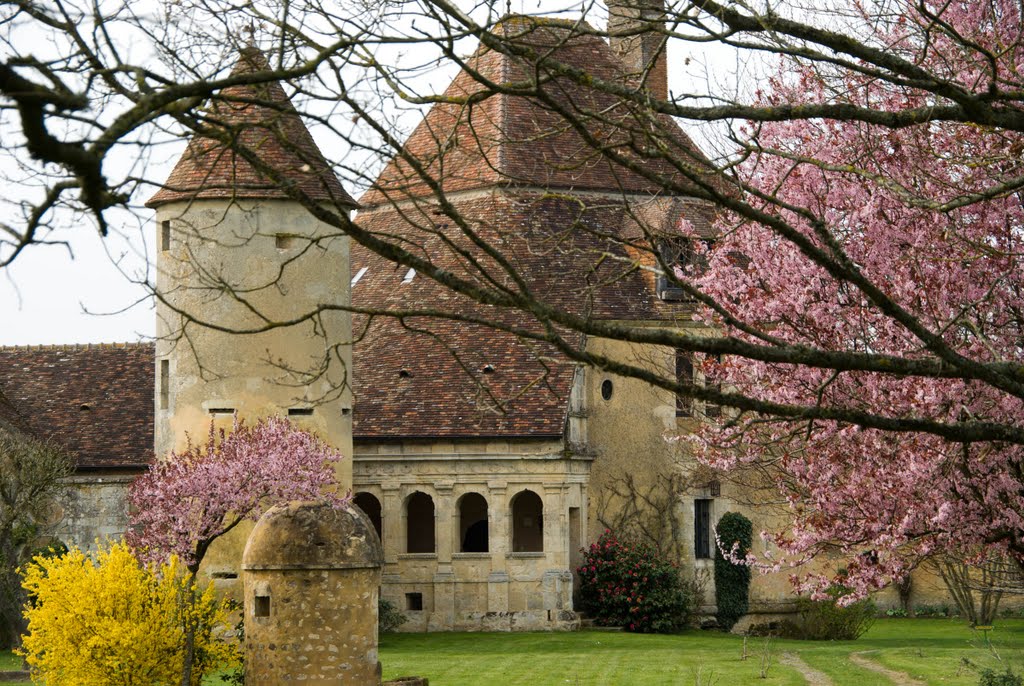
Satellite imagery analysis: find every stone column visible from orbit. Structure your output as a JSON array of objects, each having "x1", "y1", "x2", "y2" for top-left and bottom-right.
[
  {"x1": 487, "y1": 482, "x2": 509, "y2": 614},
  {"x1": 431, "y1": 482, "x2": 455, "y2": 630}
]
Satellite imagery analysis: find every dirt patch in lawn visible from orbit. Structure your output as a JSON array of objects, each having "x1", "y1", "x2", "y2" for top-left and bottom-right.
[
  {"x1": 779, "y1": 652, "x2": 834, "y2": 686},
  {"x1": 849, "y1": 651, "x2": 926, "y2": 685}
]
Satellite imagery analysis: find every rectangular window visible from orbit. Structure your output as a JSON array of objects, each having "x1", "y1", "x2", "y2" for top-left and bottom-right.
[
  {"x1": 254, "y1": 594, "x2": 270, "y2": 618},
  {"x1": 676, "y1": 351, "x2": 693, "y2": 417},
  {"x1": 160, "y1": 220, "x2": 171, "y2": 251},
  {"x1": 159, "y1": 359, "x2": 169, "y2": 410},
  {"x1": 405, "y1": 592, "x2": 423, "y2": 611},
  {"x1": 288, "y1": 407, "x2": 314, "y2": 417},
  {"x1": 694, "y1": 499, "x2": 712, "y2": 559},
  {"x1": 208, "y1": 407, "x2": 235, "y2": 416},
  {"x1": 657, "y1": 238, "x2": 713, "y2": 301},
  {"x1": 275, "y1": 234, "x2": 297, "y2": 250}
]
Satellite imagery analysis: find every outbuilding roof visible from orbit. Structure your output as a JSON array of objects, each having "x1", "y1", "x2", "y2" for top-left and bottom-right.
[{"x1": 0, "y1": 344, "x2": 154, "y2": 470}]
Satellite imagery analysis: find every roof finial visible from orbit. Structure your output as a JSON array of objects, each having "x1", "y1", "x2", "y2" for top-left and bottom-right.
[{"x1": 243, "y1": 20, "x2": 257, "y2": 47}]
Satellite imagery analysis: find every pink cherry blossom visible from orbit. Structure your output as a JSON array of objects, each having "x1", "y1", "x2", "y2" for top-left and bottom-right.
[
  {"x1": 689, "y1": 0, "x2": 1024, "y2": 599},
  {"x1": 126, "y1": 416, "x2": 346, "y2": 571}
]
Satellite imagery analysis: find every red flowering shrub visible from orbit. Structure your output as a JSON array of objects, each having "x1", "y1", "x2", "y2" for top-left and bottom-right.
[{"x1": 576, "y1": 530, "x2": 691, "y2": 633}]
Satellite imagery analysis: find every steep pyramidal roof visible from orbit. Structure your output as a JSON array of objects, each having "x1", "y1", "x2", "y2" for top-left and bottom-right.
[
  {"x1": 148, "y1": 47, "x2": 356, "y2": 208},
  {"x1": 362, "y1": 16, "x2": 712, "y2": 206},
  {"x1": 0, "y1": 344, "x2": 154, "y2": 470}
]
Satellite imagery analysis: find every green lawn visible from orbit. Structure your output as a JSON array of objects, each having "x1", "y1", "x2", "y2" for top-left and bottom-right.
[
  {"x1": 378, "y1": 619, "x2": 1024, "y2": 685},
  {"x1": 3, "y1": 619, "x2": 1022, "y2": 684}
]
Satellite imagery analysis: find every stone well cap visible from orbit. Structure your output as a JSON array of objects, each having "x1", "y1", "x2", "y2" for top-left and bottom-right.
[{"x1": 242, "y1": 500, "x2": 383, "y2": 570}]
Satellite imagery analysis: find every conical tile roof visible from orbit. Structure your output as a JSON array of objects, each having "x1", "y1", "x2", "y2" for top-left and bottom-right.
[{"x1": 147, "y1": 47, "x2": 355, "y2": 208}]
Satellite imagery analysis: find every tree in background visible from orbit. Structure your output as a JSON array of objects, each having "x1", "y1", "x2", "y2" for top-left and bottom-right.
[
  {"x1": 19, "y1": 541, "x2": 235, "y2": 686},
  {"x1": 692, "y1": 0, "x2": 1024, "y2": 597},
  {"x1": 0, "y1": 430, "x2": 71, "y2": 648},
  {"x1": 125, "y1": 416, "x2": 345, "y2": 685}
]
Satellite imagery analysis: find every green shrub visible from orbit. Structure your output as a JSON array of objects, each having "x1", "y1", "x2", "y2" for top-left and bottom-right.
[
  {"x1": 795, "y1": 587, "x2": 876, "y2": 640},
  {"x1": 979, "y1": 668, "x2": 1023, "y2": 686},
  {"x1": 577, "y1": 530, "x2": 691, "y2": 633},
  {"x1": 380, "y1": 597, "x2": 407, "y2": 633},
  {"x1": 713, "y1": 512, "x2": 752, "y2": 631}
]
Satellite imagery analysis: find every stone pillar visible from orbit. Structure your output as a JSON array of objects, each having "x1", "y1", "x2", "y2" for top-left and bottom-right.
[
  {"x1": 381, "y1": 482, "x2": 402, "y2": 566},
  {"x1": 431, "y1": 482, "x2": 455, "y2": 630},
  {"x1": 487, "y1": 482, "x2": 509, "y2": 615},
  {"x1": 243, "y1": 501, "x2": 383, "y2": 685}
]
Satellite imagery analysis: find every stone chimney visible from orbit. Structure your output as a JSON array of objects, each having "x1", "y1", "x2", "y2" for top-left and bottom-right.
[{"x1": 607, "y1": 0, "x2": 668, "y2": 101}]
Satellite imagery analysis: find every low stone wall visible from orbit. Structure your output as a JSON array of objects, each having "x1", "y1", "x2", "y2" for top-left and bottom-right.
[
  {"x1": 398, "y1": 609, "x2": 579, "y2": 632},
  {"x1": 53, "y1": 473, "x2": 137, "y2": 551}
]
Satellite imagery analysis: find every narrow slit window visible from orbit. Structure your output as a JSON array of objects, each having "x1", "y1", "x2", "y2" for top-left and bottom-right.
[
  {"x1": 159, "y1": 359, "x2": 169, "y2": 410},
  {"x1": 694, "y1": 499, "x2": 712, "y2": 559},
  {"x1": 288, "y1": 407, "x2": 314, "y2": 417},
  {"x1": 208, "y1": 407, "x2": 235, "y2": 416},
  {"x1": 160, "y1": 220, "x2": 171, "y2": 252},
  {"x1": 676, "y1": 351, "x2": 693, "y2": 417}
]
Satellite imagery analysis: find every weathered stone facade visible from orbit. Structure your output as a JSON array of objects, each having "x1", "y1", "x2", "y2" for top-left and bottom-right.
[{"x1": 53, "y1": 473, "x2": 137, "y2": 551}]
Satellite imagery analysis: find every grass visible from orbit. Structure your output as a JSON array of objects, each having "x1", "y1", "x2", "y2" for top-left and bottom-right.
[
  {"x1": 378, "y1": 619, "x2": 1024, "y2": 685},
  {"x1": 2, "y1": 619, "x2": 1022, "y2": 684}
]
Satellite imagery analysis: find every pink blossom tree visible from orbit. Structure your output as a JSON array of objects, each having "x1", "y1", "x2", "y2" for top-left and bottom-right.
[
  {"x1": 687, "y1": 0, "x2": 1024, "y2": 598},
  {"x1": 126, "y1": 416, "x2": 345, "y2": 686},
  {"x1": 126, "y1": 416, "x2": 346, "y2": 575}
]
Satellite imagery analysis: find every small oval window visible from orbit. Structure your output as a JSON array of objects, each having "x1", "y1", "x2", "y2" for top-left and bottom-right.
[{"x1": 601, "y1": 379, "x2": 613, "y2": 401}]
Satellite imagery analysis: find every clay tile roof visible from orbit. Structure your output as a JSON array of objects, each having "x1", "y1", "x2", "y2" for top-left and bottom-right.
[
  {"x1": 0, "y1": 344, "x2": 154, "y2": 470},
  {"x1": 147, "y1": 47, "x2": 356, "y2": 209},
  {"x1": 351, "y1": 191, "x2": 658, "y2": 440},
  {"x1": 361, "y1": 16, "x2": 714, "y2": 206}
]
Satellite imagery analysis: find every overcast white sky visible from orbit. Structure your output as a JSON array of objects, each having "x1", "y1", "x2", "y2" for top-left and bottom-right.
[{"x1": 0, "y1": 0, "x2": 747, "y2": 346}]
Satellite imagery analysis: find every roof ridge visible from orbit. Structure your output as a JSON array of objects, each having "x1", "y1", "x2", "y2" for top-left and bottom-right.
[{"x1": 0, "y1": 341, "x2": 154, "y2": 351}]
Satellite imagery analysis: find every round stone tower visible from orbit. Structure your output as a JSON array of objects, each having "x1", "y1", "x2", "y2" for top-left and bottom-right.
[
  {"x1": 145, "y1": 47, "x2": 358, "y2": 489},
  {"x1": 242, "y1": 501, "x2": 384, "y2": 685}
]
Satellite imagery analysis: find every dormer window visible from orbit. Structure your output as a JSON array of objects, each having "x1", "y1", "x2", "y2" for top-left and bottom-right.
[{"x1": 657, "y1": 238, "x2": 713, "y2": 301}]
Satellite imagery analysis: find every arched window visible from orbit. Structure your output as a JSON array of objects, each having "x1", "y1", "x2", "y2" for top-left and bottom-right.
[
  {"x1": 511, "y1": 489, "x2": 544, "y2": 552},
  {"x1": 353, "y1": 492, "x2": 382, "y2": 542},
  {"x1": 458, "y1": 493, "x2": 489, "y2": 552},
  {"x1": 405, "y1": 491, "x2": 435, "y2": 553}
]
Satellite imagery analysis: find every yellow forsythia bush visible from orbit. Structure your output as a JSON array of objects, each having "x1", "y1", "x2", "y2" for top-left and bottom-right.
[{"x1": 18, "y1": 541, "x2": 236, "y2": 686}]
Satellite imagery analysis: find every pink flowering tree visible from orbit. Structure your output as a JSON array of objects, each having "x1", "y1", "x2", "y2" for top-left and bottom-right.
[
  {"x1": 684, "y1": 0, "x2": 1024, "y2": 598},
  {"x1": 126, "y1": 416, "x2": 346, "y2": 574}
]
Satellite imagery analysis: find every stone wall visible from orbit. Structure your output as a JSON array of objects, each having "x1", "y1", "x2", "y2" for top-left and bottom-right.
[{"x1": 54, "y1": 473, "x2": 137, "y2": 552}]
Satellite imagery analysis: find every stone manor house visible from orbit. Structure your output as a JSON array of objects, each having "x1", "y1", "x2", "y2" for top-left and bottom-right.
[{"x1": 0, "y1": 5, "x2": 937, "y2": 631}]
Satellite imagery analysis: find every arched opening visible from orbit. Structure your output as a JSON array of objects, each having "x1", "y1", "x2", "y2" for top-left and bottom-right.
[
  {"x1": 458, "y1": 493, "x2": 489, "y2": 552},
  {"x1": 405, "y1": 491, "x2": 435, "y2": 553},
  {"x1": 353, "y1": 492, "x2": 383, "y2": 542},
  {"x1": 511, "y1": 490, "x2": 544, "y2": 552}
]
